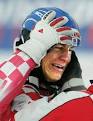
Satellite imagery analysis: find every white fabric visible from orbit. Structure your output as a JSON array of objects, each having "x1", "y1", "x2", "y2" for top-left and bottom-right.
[
  {"x1": 62, "y1": 78, "x2": 84, "y2": 91},
  {"x1": 15, "y1": 91, "x2": 89, "y2": 121},
  {"x1": 12, "y1": 94, "x2": 33, "y2": 112}
]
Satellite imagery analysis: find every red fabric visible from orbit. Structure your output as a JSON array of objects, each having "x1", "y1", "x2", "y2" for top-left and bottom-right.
[
  {"x1": 40, "y1": 97, "x2": 93, "y2": 121},
  {"x1": 88, "y1": 85, "x2": 93, "y2": 93},
  {"x1": 27, "y1": 92, "x2": 41, "y2": 100},
  {"x1": 0, "y1": 50, "x2": 36, "y2": 118}
]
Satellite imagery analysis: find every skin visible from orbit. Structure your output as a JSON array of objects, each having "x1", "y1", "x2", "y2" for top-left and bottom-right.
[{"x1": 41, "y1": 44, "x2": 72, "y2": 82}]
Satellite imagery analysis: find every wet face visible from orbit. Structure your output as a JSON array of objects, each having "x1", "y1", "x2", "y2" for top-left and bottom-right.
[{"x1": 41, "y1": 44, "x2": 72, "y2": 82}]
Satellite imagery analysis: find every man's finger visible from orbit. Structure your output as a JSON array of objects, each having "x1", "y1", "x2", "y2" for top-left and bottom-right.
[
  {"x1": 42, "y1": 10, "x2": 56, "y2": 23},
  {"x1": 50, "y1": 16, "x2": 68, "y2": 28},
  {"x1": 56, "y1": 27, "x2": 79, "y2": 36}
]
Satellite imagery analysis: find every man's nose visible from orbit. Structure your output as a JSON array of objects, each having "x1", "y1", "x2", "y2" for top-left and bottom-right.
[{"x1": 58, "y1": 50, "x2": 70, "y2": 62}]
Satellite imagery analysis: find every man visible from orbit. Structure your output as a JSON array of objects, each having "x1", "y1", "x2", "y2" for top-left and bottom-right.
[{"x1": 0, "y1": 7, "x2": 93, "y2": 121}]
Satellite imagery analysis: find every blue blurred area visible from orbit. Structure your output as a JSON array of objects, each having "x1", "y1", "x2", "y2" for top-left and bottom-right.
[
  {"x1": 0, "y1": 0, "x2": 93, "y2": 51},
  {"x1": 0, "y1": 26, "x2": 20, "y2": 49}
]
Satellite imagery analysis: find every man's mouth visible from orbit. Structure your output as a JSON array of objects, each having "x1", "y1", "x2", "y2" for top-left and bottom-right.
[{"x1": 52, "y1": 63, "x2": 65, "y2": 72}]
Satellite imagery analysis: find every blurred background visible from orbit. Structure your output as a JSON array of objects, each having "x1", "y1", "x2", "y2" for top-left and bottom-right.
[{"x1": 0, "y1": 0, "x2": 93, "y2": 87}]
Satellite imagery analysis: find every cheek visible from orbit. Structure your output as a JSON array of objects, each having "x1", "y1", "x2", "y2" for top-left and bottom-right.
[
  {"x1": 42, "y1": 53, "x2": 55, "y2": 64},
  {"x1": 41, "y1": 56, "x2": 50, "y2": 71},
  {"x1": 41, "y1": 54, "x2": 55, "y2": 72}
]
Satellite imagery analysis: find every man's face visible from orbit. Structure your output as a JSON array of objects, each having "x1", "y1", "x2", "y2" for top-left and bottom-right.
[{"x1": 41, "y1": 44, "x2": 72, "y2": 82}]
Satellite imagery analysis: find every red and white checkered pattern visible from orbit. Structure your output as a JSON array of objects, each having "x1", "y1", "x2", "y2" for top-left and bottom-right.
[{"x1": 0, "y1": 50, "x2": 36, "y2": 114}]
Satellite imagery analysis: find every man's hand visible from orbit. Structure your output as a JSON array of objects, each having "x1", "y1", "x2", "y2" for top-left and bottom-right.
[{"x1": 16, "y1": 10, "x2": 80, "y2": 64}]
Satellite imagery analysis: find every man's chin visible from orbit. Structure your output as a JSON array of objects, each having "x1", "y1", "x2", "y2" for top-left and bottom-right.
[
  {"x1": 45, "y1": 70, "x2": 63, "y2": 82},
  {"x1": 47, "y1": 75, "x2": 62, "y2": 82}
]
